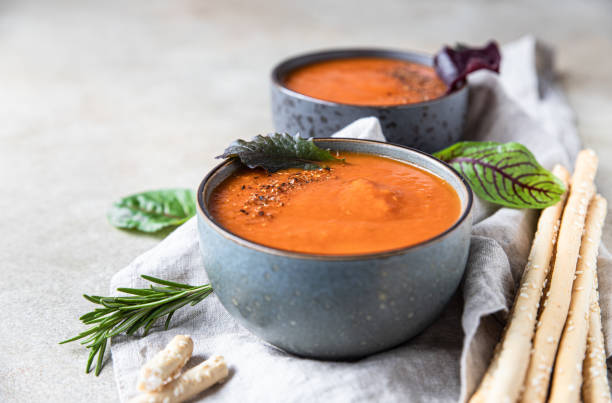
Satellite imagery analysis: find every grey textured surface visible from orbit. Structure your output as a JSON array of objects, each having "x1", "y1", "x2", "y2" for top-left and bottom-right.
[{"x1": 0, "y1": 0, "x2": 611, "y2": 402}]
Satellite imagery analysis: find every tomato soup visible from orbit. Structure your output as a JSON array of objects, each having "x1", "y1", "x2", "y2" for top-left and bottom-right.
[
  {"x1": 209, "y1": 153, "x2": 461, "y2": 255},
  {"x1": 283, "y1": 57, "x2": 447, "y2": 106}
]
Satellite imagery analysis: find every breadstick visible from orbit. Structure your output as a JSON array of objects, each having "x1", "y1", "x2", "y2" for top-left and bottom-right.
[
  {"x1": 469, "y1": 165, "x2": 570, "y2": 403},
  {"x1": 130, "y1": 355, "x2": 228, "y2": 403},
  {"x1": 521, "y1": 149, "x2": 598, "y2": 403},
  {"x1": 582, "y1": 259, "x2": 612, "y2": 402},
  {"x1": 549, "y1": 195, "x2": 607, "y2": 403},
  {"x1": 137, "y1": 335, "x2": 194, "y2": 391}
]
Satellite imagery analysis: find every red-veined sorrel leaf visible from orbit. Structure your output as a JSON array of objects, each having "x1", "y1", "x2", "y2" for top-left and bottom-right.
[
  {"x1": 434, "y1": 141, "x2": 565, "y2": 209},
  {"x1": 434, "y1": 41, "x2": 501, "y2": 93}
]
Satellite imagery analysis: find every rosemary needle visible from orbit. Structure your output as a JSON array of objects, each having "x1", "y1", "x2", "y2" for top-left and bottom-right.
[{"x1": 60, "y1": 275, "x2": 213, "y2": 376}]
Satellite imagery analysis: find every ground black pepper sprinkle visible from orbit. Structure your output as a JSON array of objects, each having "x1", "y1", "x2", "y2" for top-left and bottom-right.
[{"x1": 236, "y1": 168, "x2": 335, "y2": 218}]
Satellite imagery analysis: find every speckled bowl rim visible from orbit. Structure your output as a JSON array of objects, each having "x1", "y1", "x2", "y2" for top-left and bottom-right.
[
  {"x1": 270, "y1": 47, "x2": 467, "y2": 109},
  {"x1": 197, "y1": 138, "x2": 473, "y2": 261}
]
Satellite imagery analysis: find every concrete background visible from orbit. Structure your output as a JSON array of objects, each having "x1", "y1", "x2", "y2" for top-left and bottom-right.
[{"x1": 1, "y1": 0, "x2": 611, "y2": 401}]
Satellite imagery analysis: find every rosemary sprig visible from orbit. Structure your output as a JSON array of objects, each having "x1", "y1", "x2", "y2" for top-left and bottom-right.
[{"x1": 60, "y1": 275, "x2": 213, "y2": 376}]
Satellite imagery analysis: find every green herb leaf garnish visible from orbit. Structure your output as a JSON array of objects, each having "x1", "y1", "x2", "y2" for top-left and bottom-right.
[
  {"x1": 107, "y1": 188, "x2": 196, "y2": 233},
  {"x1": 60, "y1": 275, "x2": 213, "y2": 376},
  {"x1": 434, "y1": 141, "x2": 565, "y2": 209},
  {"x1": 217, "y1": 133, "x2": 343, "y2": 172}
]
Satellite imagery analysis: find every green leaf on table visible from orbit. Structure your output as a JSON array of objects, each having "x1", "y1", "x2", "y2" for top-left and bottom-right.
[
  {"x1": 433, "y1": 141, "x2": 566, "y2": 209},
  {"x1": 107, "y1": 188, "x2": 196, "y2": 233},
  {"x1": 217, "y1": 133, "x2": 343, "y2": 172}
]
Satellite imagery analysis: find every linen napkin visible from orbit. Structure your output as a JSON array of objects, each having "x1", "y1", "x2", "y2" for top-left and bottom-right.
[{"x1": 110, "y1": 36, "x2": 612, "y2": 402}]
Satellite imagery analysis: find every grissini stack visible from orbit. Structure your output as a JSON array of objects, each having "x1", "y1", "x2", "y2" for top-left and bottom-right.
[
  {"x1": 521, "y1": 149, "x2": 598, "y2": 403},
  {"x1": 582, "y1": 254, "x2": 612, "y2": 402},
  {"x1": 130, "y1": 355, "x2": 228, "y2": 403},
  {"x1": 549, "y1": 194, "x2": 607, "y2": 402},
  {"x1": 469, "y1": 165, "x2": 570, "y2": 403}
]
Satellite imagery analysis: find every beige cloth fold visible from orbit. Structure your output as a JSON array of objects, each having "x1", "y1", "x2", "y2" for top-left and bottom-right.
[{"x1": 110, "y1": 36, "x2": 611, "y2": 402}]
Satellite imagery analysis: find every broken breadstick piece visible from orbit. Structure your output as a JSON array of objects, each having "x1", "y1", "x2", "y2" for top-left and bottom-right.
[
  {"x1": 469, "y1": 165, "x2": 570, "y2": 403},
  {"x1": 137, "y1": 335, "x2": 194, "y2": 392},
  {"x1": 549, "y1": 194, "x2": 607, "y2": 403},
  {"x1": 130, "y1": 355, "x2": 229, "y2": 403},
  {"x1": 521, "y1": 149, "x2": 598, "y2": 403},
  {"x1": 582, "y1": 260, "x2": 612, "y2": 402}
]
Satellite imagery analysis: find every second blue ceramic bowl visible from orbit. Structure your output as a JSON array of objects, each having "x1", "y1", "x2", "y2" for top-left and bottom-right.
[
  {"x1": 270, "y1": 48, "x2": 468, "y2": 152},
  {"x1": 197, "y1": 138, "x2": 473, "y2": 359}
]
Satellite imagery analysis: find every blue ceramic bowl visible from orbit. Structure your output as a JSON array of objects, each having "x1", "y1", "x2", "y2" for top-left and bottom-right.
[
  {"x1": 271, "y1": 48, "x2": 468, "y2": 153},
  {"x1": 197, "y1": 139, "x2": 473, "y2": 359}
]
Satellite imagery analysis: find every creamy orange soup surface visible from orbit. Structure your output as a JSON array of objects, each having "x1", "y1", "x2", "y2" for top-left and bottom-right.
[
  {"x1": 283, "y1": 57, "x2": 447, "y2": 106},
  {"x1": 208, "y1": 152, "x2": 462, "y2": 255}
]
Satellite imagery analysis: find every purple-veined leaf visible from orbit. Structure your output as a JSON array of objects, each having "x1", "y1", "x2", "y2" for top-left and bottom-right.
[
  {"x1": 434, "y1": 141, "x2": 566, "y2": 209},
  {"x1": 434, "y1": 41, "x2": 501, "y2": 93}
]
